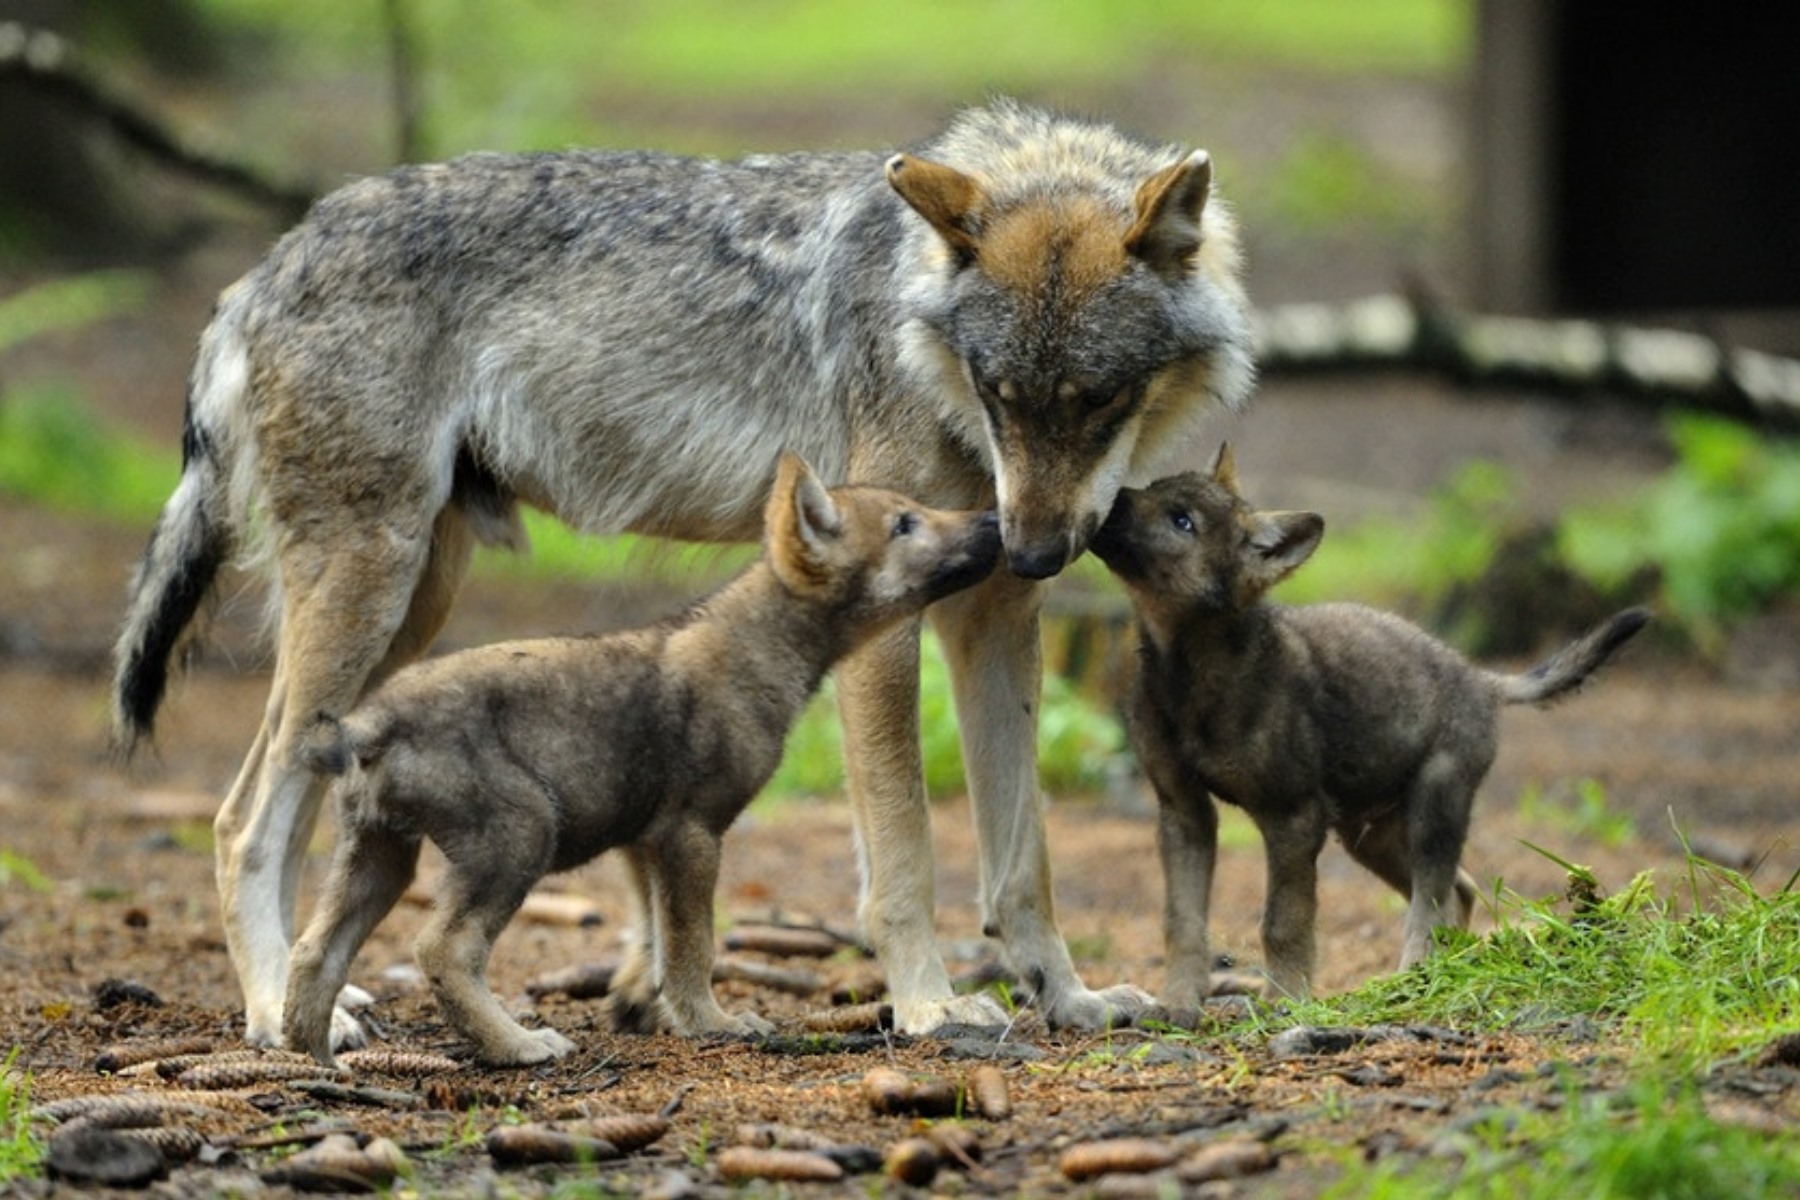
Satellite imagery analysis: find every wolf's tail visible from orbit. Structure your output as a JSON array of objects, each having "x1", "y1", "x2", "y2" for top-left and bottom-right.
[
  {"x1": 111, "y1": 290, "x2": 253, "y2": 752},
  {"x1": 1495, "y1": 607, "x2": 1651, "y2": 707}
]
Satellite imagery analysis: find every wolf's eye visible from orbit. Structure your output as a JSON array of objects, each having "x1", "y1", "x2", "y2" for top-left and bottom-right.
[
  {"x1": 1170, "y1": 510, "x2": 1196, "y2": 534},
  {"x1": 892, "y1": 512, "x2": 918, "y2": 538}
]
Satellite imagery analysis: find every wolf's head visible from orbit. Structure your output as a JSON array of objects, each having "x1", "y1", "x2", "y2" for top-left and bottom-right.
[
  {"x1": 765, "y1": 452, "x2": 1002, "y2": 634},
  {"x1": 1090, "y1": 445, "x2": 1322, "y2": 646},
  {"x1": 890, "y1": 103, "x2": 1254, "y2": 579}
]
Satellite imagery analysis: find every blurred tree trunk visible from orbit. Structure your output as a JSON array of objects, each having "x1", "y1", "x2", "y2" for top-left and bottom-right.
[{"x1": 0, "y1": 0, "x2": 226, "y2": 261}]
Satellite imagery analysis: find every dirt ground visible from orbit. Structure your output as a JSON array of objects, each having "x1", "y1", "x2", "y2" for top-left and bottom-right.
[{"x1": 6, "y1": 71, "x2": 1800, "y2": 1198}]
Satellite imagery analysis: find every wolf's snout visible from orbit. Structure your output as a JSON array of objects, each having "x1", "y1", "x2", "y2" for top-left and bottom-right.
[{"x1": 1008, "y1": 542, "x2": 1071, "y2": 580}]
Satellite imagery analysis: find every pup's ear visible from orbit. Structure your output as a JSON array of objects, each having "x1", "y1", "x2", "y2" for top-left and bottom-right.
[
  {"x1": 887, "y1": 153, "x2": 984, "y2": 260},
  {"x1": 768, "y1": 452, "x2": 842, "y2": 589},
  {"x1": 1125, "y1": 150, "x2": 1212, "y2": 279},
  {"x1": 1207, "y1": 441, "x2": 1240, "y2": 496},
  {"x1": 1246, "y1": 511, "x2": 1323, "y2": 590}
]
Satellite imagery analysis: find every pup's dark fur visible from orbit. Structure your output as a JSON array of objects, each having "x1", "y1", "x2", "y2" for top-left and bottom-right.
[
  {"x1": 1090, "y1": 447, "x2": 1649, "y2": 1001},
  {"x1": 284, "y1": 455, "x2": 1000, "y2": 1065}
]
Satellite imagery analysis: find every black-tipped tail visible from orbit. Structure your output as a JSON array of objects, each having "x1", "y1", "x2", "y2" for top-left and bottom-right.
[
  {"x1": 111, "y1": 421, "x2": 231, "y2": 752},
  {"x1": 1499, "y1": 607, "x2": 1651, "y2": 707}
]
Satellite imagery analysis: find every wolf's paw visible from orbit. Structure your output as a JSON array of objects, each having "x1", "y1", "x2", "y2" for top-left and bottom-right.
[
  {"x1": 489, "y1": 1026, "x2": 577, "y2": 1066},
  {"x1": 892, "y1": 992, "x2": 1009, "y2": 1035},
  {"x1": 329, "y1": 1006, "x2": 370, "y2": 1053},
  {"x1": 724, "y1": 1011, "x2": 776, "y2": 1037},
  {"x1": 337, "y1": 983, "x2": 376, "y2": 1010},
  {"x1": 1044, "y1": 982, "x2": 1154, "y2": 1031}
]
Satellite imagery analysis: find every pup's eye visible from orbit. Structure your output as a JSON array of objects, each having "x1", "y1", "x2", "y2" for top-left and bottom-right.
[
  {"x1": 892, "y1": 512, "x2": 918, "y2": 538},
  {"x1": 1082, "y1": 389, "x2": 1117, "y2": 411},
  {"x1": 1169, "y1": 510, "x2": 1196, "y2": 534}
]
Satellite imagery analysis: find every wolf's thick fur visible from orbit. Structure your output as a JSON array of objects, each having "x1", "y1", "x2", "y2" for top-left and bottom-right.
[
  {"x1": 285, "y1": 455, "x2": 1001, "y2": 1065},
  {"x1": 113, "y1": 99, "x2": 1254, "y2": 1044},
  {"x1": 1090, "y1": 448, "x2": 1649, "y2": 1001}
]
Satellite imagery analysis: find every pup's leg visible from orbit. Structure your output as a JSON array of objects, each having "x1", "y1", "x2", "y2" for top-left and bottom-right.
[
  {"x1": 605, "y1": 847, "x2": 665, "y2": 1034},
  {"x1": 1341, "y1": 809, "x2": 1479, "y2": 970},
  {"x1": 218, "y1": 504, "x2": 472, "y2": 1046},
  {"x1": 1398, "y1": 758, "x2": 1477, "y2": 970},
  {"x1": 1256, "y1": 805, "x2": 1328, "y2": 1000},
  {"x1": 1155, "y1": 793, "x2": 1220, "y2": 1009},
  {"x1": 932, "y1": 574, "x2": 1150, "y2": 1030},
  {"x1": 416, "y1": 869, "x2": 575, "y2": 1066},
  {"x1": 286, "y1": 814, "x2": 422, "y2": 1065},
  {"x1": 645, "y1": 822, "x2": 773, "y2": 1037}
]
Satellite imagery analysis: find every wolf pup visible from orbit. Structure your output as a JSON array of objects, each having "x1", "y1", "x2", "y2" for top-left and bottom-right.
[
  {"x1": 114, "y1": 98, "x2": 1255, "y2": 1045},
  {"x1": 283, "y1": 454, "x2": 1000, "y2": 1065},
  {"x1": 1091, "y1": 446, "x2": 1649, "y2": 1002}
]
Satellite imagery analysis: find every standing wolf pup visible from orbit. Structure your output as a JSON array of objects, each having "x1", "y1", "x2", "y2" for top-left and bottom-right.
[
  {"x1": 1090, "y1": 447, "x2": 1649, "y2": 1002},
  {"x1": 112, "y1": 98, "x2": 1255, "y2": 1045},
  {"x1": 286, "y1": 454, "x2": 1001, "y2": 1065}
]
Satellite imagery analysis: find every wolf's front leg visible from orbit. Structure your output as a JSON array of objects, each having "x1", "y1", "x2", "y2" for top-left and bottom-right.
[
  {"x1": 932, "y1": 574, "x2": 1152, "y2": 1031},
  {"x1": 1155, "y1": 792, "x2": 1220, "y2": 1009},
  {"x1": 837, "y1": 621, "x2": 1005, "y2": 1033}
]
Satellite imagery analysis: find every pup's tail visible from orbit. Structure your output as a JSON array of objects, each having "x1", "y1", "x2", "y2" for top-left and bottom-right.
[
  {"x1": 111, "y1": 291, "x2": 251, "y2": 753},
  {"x1": 1496, "y1": 607, "x2": 1651, "y2": 707}
]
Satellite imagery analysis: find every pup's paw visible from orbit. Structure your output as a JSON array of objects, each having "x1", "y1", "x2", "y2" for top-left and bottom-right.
[
  {"x1": 329, "y1": 1005, "x2": 370, "y2": 1053},
  {"x1": 1043, "y1": 982, "x2": 1154, "y2": 1031},
  {"x1": 490, "y1": 1026, "x2": 577, "y2": 1066},
  {"x1": 892, "y1": 992, "x2": 1009, "y2": 1035}
]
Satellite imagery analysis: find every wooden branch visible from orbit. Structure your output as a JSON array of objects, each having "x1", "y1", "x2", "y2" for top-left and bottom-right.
[
  {"x1": 1256, "y1": 290, "x2": 1800, "y2": 433},
  {"x1": 0, "y1": 22, "x2": 315, "y2": 221}
]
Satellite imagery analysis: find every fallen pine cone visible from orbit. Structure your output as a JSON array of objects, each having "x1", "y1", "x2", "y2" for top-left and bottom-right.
[
  {"x1": 715, "y1": 1146, "x2": 844, "y2": 1183},
  {"x1": 863, "y1": 1067, "x2": 964, "y2": 1117},
  {"x1": 799, "y1": 1002, "x2": 892, "y2": 1034},
  {"x1": 175, "y1": 1058, "x2": 347, "y2": 1090},
  {"x1": 486, "y1": 1125, "x2": 622, "y2": 1167},
  {"x1": 922, "y1": 1122, "x2": 982, "y2": 1168},
  {"x1": 968, "y1": 1064, "x2": 1012, "y2": 1121},
  {"x1": 581, "y1": 1114, "x2": 670, "y2": 1152},
  {"x1": 155, "y1": 1047, "x2": 318, "y2": 1080},
  {"x1": 117, "y1": 1125, "x2": 207, "y2": 1164},
  {"x1": 735, "y1": 1122, "x2": 834, "y2": 1152},
  {"x1": 336, "y1": 1048, "x2": 462, "y2": 1077},
  {"x1": 94, "y1": 1036, "x2": 216, "y2": 1075},
  {"x1": 1177, "y1": 1138, "x2": 1275, "y2": 1183},
  {"x1": 262, "y1": 1133, "x2": 407, "y2": 1192},
  {"x1": 883, "y1": 1138, "x2": 939, "y2": 1186},
  {"x1": 1059, "y1": 1137, "x2": 1181, "y2": 1181}
]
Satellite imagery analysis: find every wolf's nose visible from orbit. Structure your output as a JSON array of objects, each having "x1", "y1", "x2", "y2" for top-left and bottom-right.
[{"x1": 1008, "y1": 544, "x2": 1069, "y2": 579}]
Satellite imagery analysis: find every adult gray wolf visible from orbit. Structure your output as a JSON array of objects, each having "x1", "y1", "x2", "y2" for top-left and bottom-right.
[
  {"x1": 112, "y1": 97, "x2": 1256, "y2": 1047},
  {"x1": 1089, "y1": 447, "x2": 1648, "y2": 1001},
  {"x1": 285, "y1": 454, "x2": 1001, "y2": 1065}
]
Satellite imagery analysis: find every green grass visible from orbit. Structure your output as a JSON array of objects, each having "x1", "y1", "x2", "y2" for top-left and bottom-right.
[
  {"x1": 1255, "y1": 854, "x2": 1800, "y2": 1068},
  {"x1": 1329, "y1": 1080, "x2": 1800, "y2": 1200},
  {"x1": 0, "y1": 1050, "x2": 43, "y2": 1184}
]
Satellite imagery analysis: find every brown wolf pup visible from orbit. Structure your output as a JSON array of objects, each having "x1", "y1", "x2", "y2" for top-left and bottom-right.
[
  {"x1": 284, "y1": 454, "x2": 1001, "y2": 1065},
  {"x1": 1089, "y1": 447, "x2": 1649, "y2": 1002},
  {"x1": 113, "y1": 99, "x2": 1255, "y2": 1045}
]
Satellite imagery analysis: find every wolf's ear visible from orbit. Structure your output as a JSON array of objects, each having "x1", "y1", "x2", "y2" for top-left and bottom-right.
[
  {"x1": 1207, "y1": 441, "x2": 1241, "y2": 496},
  {"x1": 887, "y1": 154, "x2": 984, "y2": 261},
  {"x1": 1125, "y1": 150, "x2": 1212, "y2": 279},
  {"x1": 1246, "y1": 511, "x2": 1323, "y2": 589},
  {"x1": 768, "y1": 452, "x2": 842, "y2": 588}
]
